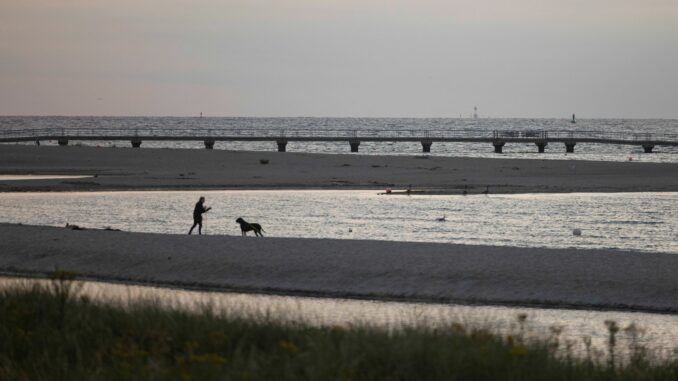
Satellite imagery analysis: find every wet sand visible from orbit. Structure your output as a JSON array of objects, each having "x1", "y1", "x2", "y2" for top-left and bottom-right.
[
  {"x1": 1, "y1": 223, "x2": 677, "y2": 314},
  {"x1": 1, "y1": 145, "x2": 677, "y2": 193}
]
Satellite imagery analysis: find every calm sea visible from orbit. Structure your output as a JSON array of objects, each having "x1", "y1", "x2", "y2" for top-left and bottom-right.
[{"x1": 1, "y1": 116, "x2": 677, "y2": 162}]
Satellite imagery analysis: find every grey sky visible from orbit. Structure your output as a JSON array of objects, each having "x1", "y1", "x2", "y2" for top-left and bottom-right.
[{"x1": 1, "y1": 0, "x2": 677, "y2": 118}]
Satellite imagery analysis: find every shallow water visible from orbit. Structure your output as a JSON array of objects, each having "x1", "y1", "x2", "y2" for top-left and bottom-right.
[
  {"x1": 2, "y1": 276, "x2": 677, "y2": 360},
  {"x1": 0, "y1": 175, "x2": 92, "y2": 181},
  {"x1": 0, "y1": 190, "x2": 675, "y2": 253}
]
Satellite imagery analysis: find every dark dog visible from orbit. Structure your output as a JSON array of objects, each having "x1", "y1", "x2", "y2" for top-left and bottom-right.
[{"x1": 236, "y1": 217, "x2": 264, "y2": 237}]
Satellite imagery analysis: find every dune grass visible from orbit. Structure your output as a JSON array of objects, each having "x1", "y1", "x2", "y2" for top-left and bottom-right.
[{"x1": 1, "y1": 273, "x2": 677, "y2": 380}]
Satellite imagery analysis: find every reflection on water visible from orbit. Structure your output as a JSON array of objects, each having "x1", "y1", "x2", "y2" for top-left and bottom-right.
[
  {"x1": 2, "y1": 276, "x2": 677, "y2": 360},
  {"x1": 0, "y1": 190, "x2": 675, "y2": 253}
]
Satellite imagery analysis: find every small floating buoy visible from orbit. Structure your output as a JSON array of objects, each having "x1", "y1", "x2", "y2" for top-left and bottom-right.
[{"x1": 573, "y1": 228, "x2": 582, "y2": 236}]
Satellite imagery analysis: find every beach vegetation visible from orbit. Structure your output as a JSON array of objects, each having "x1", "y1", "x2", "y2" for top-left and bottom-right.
[{"x1": 0, "y1": 275, "x2": 677, "y2": 380}]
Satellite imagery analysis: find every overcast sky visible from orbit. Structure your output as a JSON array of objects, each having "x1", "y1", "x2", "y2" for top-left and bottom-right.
[{"x1": 1, "y1": 0, "x2": 677, "y2": 118}]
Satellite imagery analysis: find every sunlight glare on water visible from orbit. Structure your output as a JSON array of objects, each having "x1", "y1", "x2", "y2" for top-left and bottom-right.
[{"x1": 0, "y1": 190, "x2": 675, "y2": 253}]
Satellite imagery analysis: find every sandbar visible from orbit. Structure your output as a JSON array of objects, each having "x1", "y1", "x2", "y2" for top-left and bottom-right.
[
  {"x1": 1, "y1": 145, "x2": 677, "y2": 193},
  {"x1": 1, "y1": 223, "x2": 677, "y2": 314}
]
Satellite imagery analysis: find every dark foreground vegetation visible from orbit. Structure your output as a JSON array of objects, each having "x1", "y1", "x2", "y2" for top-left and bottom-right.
[{"x1": 1, "y1": 273, "x2": 677, "y2": 381}]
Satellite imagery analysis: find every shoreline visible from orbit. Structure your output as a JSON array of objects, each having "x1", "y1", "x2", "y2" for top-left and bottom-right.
[
  {"x1": 1, "y1": 145, "x2": 677, "y2": 194},
  {"x1": 2, "y1": 223, "x2": 678, "y2": 315}
]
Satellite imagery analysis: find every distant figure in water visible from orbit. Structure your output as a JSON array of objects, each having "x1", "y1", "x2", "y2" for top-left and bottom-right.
[{"x1": 188, "y1": 196, "x2": 211, "y2": 235}]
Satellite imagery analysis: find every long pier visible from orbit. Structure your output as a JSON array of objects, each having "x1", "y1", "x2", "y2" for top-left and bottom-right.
[{"x1": 1, "y1": 127, "x2": 677, "y2": 153}]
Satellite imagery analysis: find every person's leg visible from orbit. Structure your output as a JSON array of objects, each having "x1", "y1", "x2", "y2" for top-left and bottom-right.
[
  {"x1": 189, "y1": 221, "x2": 198, "y2": 234},
  {"x1": 198, "y1": 221, "x2": 203, "y2": 235}
]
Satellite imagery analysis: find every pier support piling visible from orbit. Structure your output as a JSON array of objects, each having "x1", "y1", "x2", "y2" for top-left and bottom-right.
[
  {"x1": 642, "y1": 143, "x2": 655, "y2": 153},
  {"x1": 57, "y1": 138, "x2": 68, "y2": 146},
  {"x1": 565, "y1": 142, "x2": 576, "y2": 153},
  {"x1": 204, "y1": 139, "x2": 215, "y2": 149},
  {"x1": 131, "y1": 139, "x2": 142, "y2": 148},
  {"x1": 349, "y1": 140, "x2": 360, "y2": 152},
  {"x1": 421, "y1": 140, "x2": 432, "y2": 153},
  {"x1": 493, "y1": 141, "x2": 505, "y2": 154},
  {"x1": 276, "y1": 140, "x2": 288, "y2": 152},
  {"x1": 536, "y1": 141, "x2": 547, "y2": 153}
]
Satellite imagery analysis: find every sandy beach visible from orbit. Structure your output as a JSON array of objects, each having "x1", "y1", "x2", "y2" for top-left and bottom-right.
[
  {"x1": 1, "y1": 223, "x2": 677, "y2": 313},
  {"x1": 1, "y1": 145, "x2": 676, "y2": 313},
  {"x1": 1, "y1": 145, "x2": 677, "y2": 193}
]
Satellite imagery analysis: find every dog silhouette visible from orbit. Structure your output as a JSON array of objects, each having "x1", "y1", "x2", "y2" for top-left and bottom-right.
[{"x1": 236, "y1": 217, "x2": 265, "y2": 237}]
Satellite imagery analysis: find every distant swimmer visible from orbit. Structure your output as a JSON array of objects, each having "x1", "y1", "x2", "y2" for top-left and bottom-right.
[
  {"x1": 436, "y1": 216, "x2": 446, "y2": 222},
  {"x1": 188, "y1": 196, "x2": 211, "y2": 235}
]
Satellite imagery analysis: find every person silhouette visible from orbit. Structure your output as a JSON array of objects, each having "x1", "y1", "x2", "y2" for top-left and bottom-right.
[{"x1": 188, "y1": 196, "x2": 211, "y2": 235}]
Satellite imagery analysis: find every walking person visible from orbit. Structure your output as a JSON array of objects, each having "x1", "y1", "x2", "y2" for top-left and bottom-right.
[{"x1": 188, "y1": 196, "x2": 211, "y2": 235}]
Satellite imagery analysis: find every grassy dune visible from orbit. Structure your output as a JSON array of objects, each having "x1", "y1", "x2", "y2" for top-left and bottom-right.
[{"x1": 1, "y1": 274, "x2": 677, "y2": 380}]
